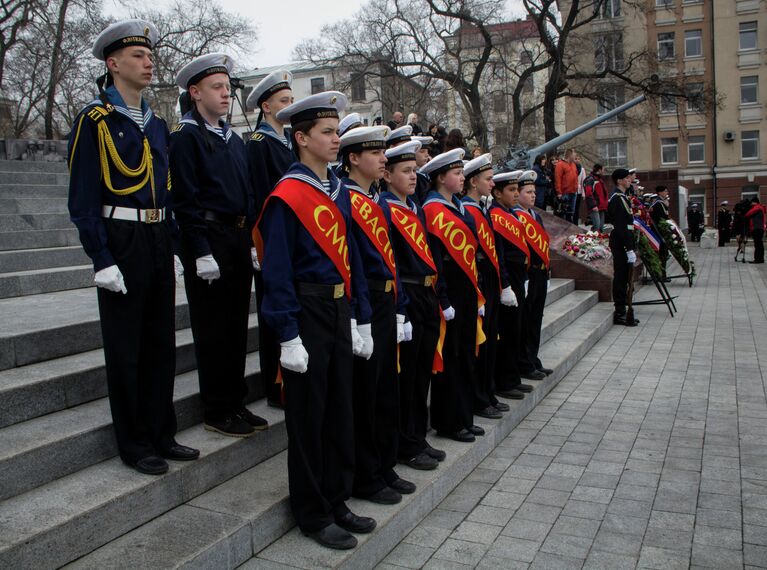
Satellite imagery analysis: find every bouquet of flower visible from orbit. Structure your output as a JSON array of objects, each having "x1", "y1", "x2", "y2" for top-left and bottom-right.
[
  {"x1": 562, "y1": 231, "x2": 612, "y2": 262},
  {"x1": 657, "y1": 219, "x2": 696, "y2": 278}
]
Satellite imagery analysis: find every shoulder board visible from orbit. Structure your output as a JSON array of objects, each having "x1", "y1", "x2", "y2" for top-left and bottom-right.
[
  {"x1": 85, "y1": 105, "x2": 110, "y2": 123},
  {"x1": 250, "y1": 132, "x2": 264, "y2": 142}
]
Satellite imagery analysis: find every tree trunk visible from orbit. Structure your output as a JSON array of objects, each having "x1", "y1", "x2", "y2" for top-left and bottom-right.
[
  {"x1": 465, "y1": 90, "x2": 488, "y2": 151},
  {"x1": 43, "y1": 0, "x2": 69, "y2": 139}
]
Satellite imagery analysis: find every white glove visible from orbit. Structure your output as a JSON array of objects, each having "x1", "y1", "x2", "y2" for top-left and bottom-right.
[
  {"x1": 173, "y1": 255, "x2": 184, "y2": 282},
  {"x1": 524, "y1": 280, "x2": 529, "y2": 296},
  {"x1": 358, "y1": 323, "x2": 374, "y2": 360},
  {"x1": 442, "y1": 306, "x2": 455, "y2": 321},
  {"x1": 396, "y1": 314, "x2": 406, "y2": 343},
  {"x1": 478, "y1": 304, "x2": 485, "y2": 317},
  {"x1": 280, "y1": 336, "x2": 308, "y2": 373},
  {"x1": 403, "y1": 321, "x2": 413, "y2": 342},
  {"x1": 251, "y1": 247, "x2": 261, "y2": 271},
  {"x1": 351, "y1": 319, "x2": 365, "y2": 355},
  {"x1": 196, "y1": 254, "x2": 220, "y2": 284},
  {"x1": 626, "y1": 250, "x2": 637, "y2": 264},
  {"x1": 94, "y1": 265, "x2": 127, "y2": 294},
  {"x1": 501, "y1": 286, "x2": 518, "y2": 307}
]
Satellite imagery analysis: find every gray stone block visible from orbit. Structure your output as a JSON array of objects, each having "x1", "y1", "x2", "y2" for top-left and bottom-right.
[
  {"x1": 0, "y1": 228, "x2": 81, "y2": 251},
  {"x1": 0, "y1": 246, "x2": 90, "y2": 273},
  {"x1": 0, "y1": 160, "x2": 69, "y2": 173},
  {"x1": 0, "y1": 212, "x2": 73, "y2": 232},
  {"x1": 0, "y1": 171, "x2": 67, "y2": 185},
  {"x1": 0, "y1": 197, "x2": 69, "y2": 214},
  {"x1": 0, "y1": 265, "x2": 94, "y2": 299},
  {"x1": 0, "y1": 185, "x2": 69, "y2": 199}
]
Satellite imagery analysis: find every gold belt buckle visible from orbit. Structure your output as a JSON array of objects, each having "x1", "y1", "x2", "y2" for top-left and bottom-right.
[
  {"x1": 424, "y1": 275, "x2": 434, "y2": 287},
  {"x1": 144, "y1": 209, "x2": 161, "y2": 223},
  {"x1": 385, "y1": 280, "x2": 393, "y2": 293},
  {"x1": 333, "y1": 283, "x2": 345, "y2": 299},
  {"x1": 236, "y1": 216, "x2": 246, "y2": 229}
]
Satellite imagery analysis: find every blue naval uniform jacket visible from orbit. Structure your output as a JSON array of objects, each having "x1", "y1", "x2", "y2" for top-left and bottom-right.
[
  {"x1": 259, "y1": 163, "x2": 371, "y2": 343},
  {"x1": 461, "y1": 195, "x2": 509, "y2": 289},
  {"x1": 421, "y1": 190, "x2": 478, "y2": 310},
  {"x1": 414, "y1": 172, "x2": 430, "y2": 206},
  {"x1": 246, "y1": 122, "x2": 296, "y2": 217},
  {"x1": 341, "y1": 178, "x2": 407, "y2": 316},
  {"x1": 512, "y1": 206, "x2": 547, "y2": 268},
  {"x1": 380, "y1": 191, "x2": 436, "y2": 280},
  {"x1": 67, "y1": 86, "x2": 170, "y2": 271},
  {"x1": 490, "y1": 200, "x2": 528, "y2": 266},
  {"x1": 169, "y1": 112, "x2": 252, "y2": 259}
]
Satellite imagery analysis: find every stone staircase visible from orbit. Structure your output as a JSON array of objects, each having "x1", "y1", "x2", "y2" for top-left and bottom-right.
[{"x1": 0, "y1": 159, "x2": 616, "y2": 569}]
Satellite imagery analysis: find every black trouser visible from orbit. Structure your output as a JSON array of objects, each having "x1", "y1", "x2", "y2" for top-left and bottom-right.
[
  {"x1": 98, "y1": 219, "x2": 177, "y2": 464},
  {"x1": 496, "y1": 261, "x2": 526, "y2": 392},
  {"x1": 719, "y1": 229, "x2": 730, "y2": 247},
  {"x1": 611, "y1": 236, "x2": 629, "y2": 314},
  {"x1": 254, "y1": 271, "x2": 282, "y2": 404},
  {"x1": 352, "y1": 285, "x2": 399, "y2": 497},
  {"x1": 182, "y1": 221, "x2": 253, "y2": 421},
  {"x1": 283, "y1": 287, "x2": 354, "y2": 532},
  {"x1": 475, "y1": 259, "x2": 500, "y2": 412},
  {"x1": 431, "y1": 259, "x2": 477, "y2": 434},
  {"x1": 398, "y1": 281, "x2": 440, "y2": 459},
  {"x1": 519, "y1": 266, "x2": 548, "y2": 373},
  {"x1": 753, "y1": 229, "x2": 764, "y2": 262}
]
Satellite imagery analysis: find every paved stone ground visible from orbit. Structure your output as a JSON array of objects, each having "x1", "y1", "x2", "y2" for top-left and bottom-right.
[{"x1": 379, "y1": 246, "x2": 767, "y2": 570}]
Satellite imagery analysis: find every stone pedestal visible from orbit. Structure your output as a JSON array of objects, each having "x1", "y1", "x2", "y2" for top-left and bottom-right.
[{"x1": 700, "y1": 229, "x2": 718, "y2": 249}]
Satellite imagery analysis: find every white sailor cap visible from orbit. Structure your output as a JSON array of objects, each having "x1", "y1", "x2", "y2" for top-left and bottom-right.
[
  {"x1": 338, "y1": 113, "x2": 363, "y2": 136},
  {"x1": 339, "y1": 125, "x2": 390, "y2": 153},
  {"x1": 92, "y1": 19, "x2": 158, "y2": 60},
  {"x1": 275, "y1": 91, "x2": 348, "y2": 126},
  {"x1": 386, "y1": 125, "x2": 413, "y2": 147},
  {"x1": 385, "y1": 140, "x2": 422, "y2": 164},
  {"x1": 492, "y1": 169, "x2": 524, "y2": 185},
  {"x1": 176, "y1": 53, "x2": 235, "y2": 90},
  {"x1": 463, "y1": 152, "x2": 494, "y2": 179},
  {"x1": 419, "y1": 148, "x2": 465, "y2": 178},
  {"x1": 246, "y1": 70, "x2": 292, "y2": 111},
  {"x1": 413, "y1": 135, "x2": 434, "y2": 146},
  {"x1": 517, "y1": 169, "x2": 538, "y2": 187}
]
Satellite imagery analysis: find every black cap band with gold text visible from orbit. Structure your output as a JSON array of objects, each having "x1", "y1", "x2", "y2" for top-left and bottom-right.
[
  {"x1": 290, "y1": 108, "x2": 340, "y2": 125},
  {"x1": 386, "y1": 152, "x2": 417, "y2": 164},
  {"x1": 430, "y1": 159, "x2": 465, "y2": 177},
  {"x1": 103, "y1": 35, "x2": 152, "y2": 59},
  {"x1": 465, "y1": 163, "x2": 493, "y2": 179},
  {"x1": 186, "y1": 65, "x2": 230, "y2": 89},
  {"x1": 258, "y1": 81, "x2": 291, "y2": 107}
]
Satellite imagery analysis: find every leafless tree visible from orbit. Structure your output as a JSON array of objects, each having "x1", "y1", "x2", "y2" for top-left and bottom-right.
[{"x1": 0, "y1": 0, "x2": 33, "y2": 87}]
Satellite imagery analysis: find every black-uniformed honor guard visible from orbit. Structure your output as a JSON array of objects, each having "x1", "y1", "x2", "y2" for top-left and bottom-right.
[
  {"x1": 170, "y1": 53, "x2": 267, "y2": 437},
  {"x1": 245, "y1": 69, "x2": 296, "y2": 408},
  {"x1": 650, "y1": 185, "x2": 671, "y2": 281},
  {"x1": 717, "y1": 201, "x2": 732, "y2": 247},
  {"x1": 68, "y1": 20, "x2": 199, "y2": 475},
  {"x1": 255, "y1": 92, "x2": 375, "y2": 550},
  {"x1": 608, "y1": 168, "x2": 639, "y2": 326},
  {"x1": 381, "y1": 140, "x2": 445, "y2": 471}
]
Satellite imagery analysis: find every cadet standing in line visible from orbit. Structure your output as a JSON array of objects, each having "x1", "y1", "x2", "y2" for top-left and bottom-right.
[
  {"x1": 338, "y1": 126, "x2": 416, "y2": 505},
  {"x1": 68, "y1": 20, "x2": 199, "y2": 475},
  {"x1": 245, "y1": 70, "x2": 296, "y2": 408},
  {"x1": 255, "y1": 92, "x2": 375, "y2": 550},
  {"x1": 490, "y1": 171, "x2": 533, "y2": 401},
  {"x1": 412, "y1": 135, "x2": 433, "y2": 205},
  {"x1": 461, "y1": 154, "x2": 518, "y2": 419},
  {"x1": 650, "y1": 185, "x2": 671, "y2": 282},
  {"x1": 514, "y1": 170, "x2": 555, "y2": 379},
  {"x1": 381, "y1": 140, "x2": 445, "y2": 471},
  {"x1": 421, "y1": 149, "x2": 486, "y2": 443},
  {"x1": 608, "y1": 168, "x2": 639, "y2": 326},
  {"x1": 170, "y1": 53, "x2": 268, "y2": 437}
]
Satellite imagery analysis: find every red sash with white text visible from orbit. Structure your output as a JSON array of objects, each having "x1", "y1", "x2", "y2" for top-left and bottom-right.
[
  {"x1": 490, "y1": 207, "x2": 530, "y2": 264},
  {"x1": 387, "y1": 202, "x2": 437, "y2": 273},
  {"x1": 514, "y1": 209, "x2": 550, "y2": 268},
  {"x1": 464, "y1": 203, "x2": 501, "y2": 288},
  {"x1": 349, "y1": 191, "x2": 397, "y2": 293}
]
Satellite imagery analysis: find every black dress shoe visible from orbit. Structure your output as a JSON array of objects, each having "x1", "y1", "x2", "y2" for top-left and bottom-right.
[
  {"x1": 303, "y1": 523, "x2": 357, "y2": 550},
  {"x1": 521, "y1": 370, "x2": 546, "y2": 380},
  {"x1": 440, "y1": 429, "x2": 475, "y2": 442},
  {"x1": 538, "y1": 367, "x2": 553, "y2": 376},
  {"x1": 475, "y1": 405, "x2": 502, "y2": 419},
  {"x1": 237, "y1": 407, "x2": 269, "y2": 430},
  {"x1": 493, "y1": 401, "x2": 510, "y2": 412},
  {"x1": 613, "y1": 314, "x2": 638, "y2": 327},
  {"x1": 749, "y1": 260, "x2": 764, "y2": 264},
  {"x1": 497, "y1": 389, "x2": 524, "y2": 399},
  {"x1": 517, "y1": 383, "x2": 534, "y2": 393},
  {"x1": 468, "y1": 425, "x2": 485, "y2": 436},
  {"x1": 364, "y1": 487, "x2": 402, "y2": 505},
  {"x1": 335, "y1": 511, "x2": 377, "y2": 534},
  {"x1": 160, "y1": 444, "x2": 200, "y2": 461},
  {"x1": 389, "y1": 477, "x2": 416, "y2": 494},
  {"x1": 266, "y1": 398, "x2": 285, "y2": 409},
  {"x1": 130, "y1": 455, "x2": 169, "y2": 475},
  {"x1": 204, "y1": 415, "x2": 255, "y2": 437},
  {"x1": 424, "y1": 444, "x2": 446, "y2": 462},
  {"x1": 400, "y1": 452, "x2": 438, "y2": 470}
]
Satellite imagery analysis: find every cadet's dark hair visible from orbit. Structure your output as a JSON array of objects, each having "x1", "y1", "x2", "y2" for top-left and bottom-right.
[
  {"x1": 291, "y1": 118, "x2": 320, "y2": 159},
  {"x1": 593, "y1": 163, "x2": 603, "y2": 172}
]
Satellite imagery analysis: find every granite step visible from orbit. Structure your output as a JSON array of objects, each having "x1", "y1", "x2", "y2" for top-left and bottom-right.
[
  {"x1": 0, "y1": 265, "x2": 93, "y2": 299},
  {"x1": 0, "y1": 160, "x2": 69, "y2": 173},
  {"x1": 64, "y1": 301, "x2": 615, "y2": 570},
  {"x1": 0, "y1": 228, "x2": 81, "y2": 251},
  {"x1": 0, "y1": 246, "x2": 89, "y2": 273},
  {"x1": 0, "y1": 197, "x2": 69, "y2": 214},
  {"x1": 0, "y1": 212, "x2": 73, "y2": 232},
  {"x1": 0, "y1": 314, "x2": 260, "y2": 429},
  {"x1": 0, "y1": 171, "x2": 69, "y2": 185},
  {"x1": 0, "y1": 185, "x2": 69, "y2": 199},
  {"x1": 0, "y1": 348, "x2": 263, "y2": 501}
]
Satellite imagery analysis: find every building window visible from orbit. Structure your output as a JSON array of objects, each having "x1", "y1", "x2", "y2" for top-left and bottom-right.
[
  {"x1": 658, "y1": 33, "x2": 675, "y2": 61},
  {"x1": 688, "y1": 192, "x2": 705, "y2": 215},
  {"x1": 660, "y1": 95, "x2": 678, "y2": 114},
  {"x1": 739, "y1": 22, "x2": 758, "y2": 51},
  {"x1": 310, "y1": 77, "x2": 325, "y2": 94},
  {"x1": 741, "y1": 76, "x2": 758, "y2": 105},
  {"x1": 522, "y1": 76, "x2": 534, "y2": 95},
  {"x1": 656, "y1": 0, "x2": 673, "y2": 7},
  {"x1": 742, "y1": 185, "x2": 760, "y2": 202},
  {"x1": 493, "y1": 92, "x2": 506, "y2": 113},
  {"x1": 594, "y1": 33, "x2": 624, "y2": 73},
  {"x1": 742, "y1": 130, "x2": 760, "y2": 159},
  {"x1": 598, "y1": 139, "x2": 627, "y2": 167},
  {"x1": 684, "y1": 30, "x2": 702, "y2": 58},
  {"x1": 596, "y1": 85, "x2": 626, "y2": 121},
  {"x1": 685, "y1": 82, "x2": 704, "y2": 113},
  {"x1": 599, "y1": 0, "x2": 621, "y2": 18},
  {"x1": 495, "y1": 125, "x2": 509, "y2": 147},
  {"x1": 519, "y1": 50, "x2": 533, "y2": 65},
  {"x1": 661, "y1": 137, "x2": 679, "y2": 164},
  {"x1": 688, "y1": 136, "x2": 705, "y2": 163},
  {"x1": 350, "y1": 73, "x2": 366, "y2": 102}
]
